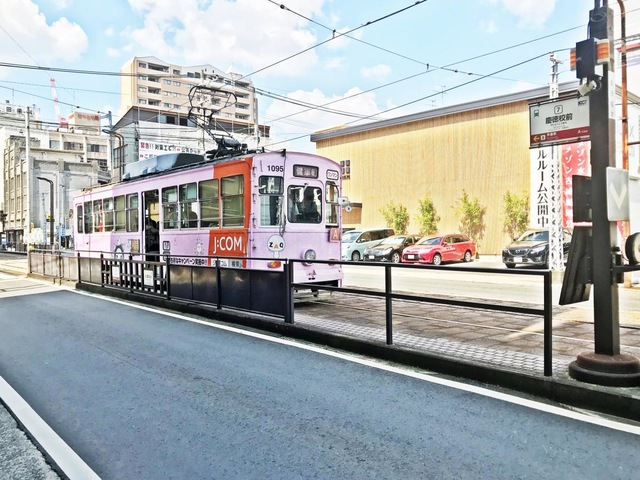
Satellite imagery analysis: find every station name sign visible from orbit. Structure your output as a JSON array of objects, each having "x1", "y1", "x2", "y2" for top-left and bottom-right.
[{"x1": 529, "y1": 96, "x2": 590, "y2": 148}]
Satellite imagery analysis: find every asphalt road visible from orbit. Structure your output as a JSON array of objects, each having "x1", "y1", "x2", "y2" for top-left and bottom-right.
[{"x1": 1, "y1": 281, "x2": 639, "y2": 479}]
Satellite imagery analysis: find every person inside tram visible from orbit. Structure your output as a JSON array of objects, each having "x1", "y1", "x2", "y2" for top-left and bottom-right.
[{"x1": 301, "y1": 187, "x2": 319, "y2": 222}]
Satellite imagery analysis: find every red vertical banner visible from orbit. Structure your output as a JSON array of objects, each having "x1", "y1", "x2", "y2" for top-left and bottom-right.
[{"x1": 561, "y1": 141, "x2": 591, "y2": 228}]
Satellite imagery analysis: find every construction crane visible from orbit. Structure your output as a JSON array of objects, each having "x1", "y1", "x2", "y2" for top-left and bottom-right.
[{"x1": 49, "y1": 78, "x2": 68, "y2": 129}]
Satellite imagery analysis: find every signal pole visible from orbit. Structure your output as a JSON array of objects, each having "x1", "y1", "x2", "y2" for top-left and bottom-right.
[{"x1": 568, "y1": 1, "x2": 640, "y2": 386}]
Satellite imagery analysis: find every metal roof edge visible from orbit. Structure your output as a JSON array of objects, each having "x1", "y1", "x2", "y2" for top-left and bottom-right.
[{"x1": 310, "y1": 81, "x2": 581, "y2": 142}]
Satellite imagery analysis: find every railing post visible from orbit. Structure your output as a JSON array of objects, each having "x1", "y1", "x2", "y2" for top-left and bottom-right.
[
  {"x1": 129, "y1": 253, "x2": 134, "y2": 293},
  {"x1": 100, "y1": 253, "x2": 105, "y2": 287},
  {"x1": 77, "y1": 251, "x2": 81, "y2": 283},
  {"x1": 543, "y1": 270, "x2": 553, "y2": 376},
  {"x1": 284, "y1": 260, "x2": 294, "y2": 324},
  {"x1": 165, "y1": 256, "x2": 171, "y2": 300},
  {"x1": 385, "y1": 264, "x2": 393, "y2": 345},
  {"x1": 216, "y1": 258, "x2": 222, "y2": 309}
]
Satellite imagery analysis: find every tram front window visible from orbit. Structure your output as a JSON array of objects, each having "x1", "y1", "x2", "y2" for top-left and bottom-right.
[{"x1": 287, "y1": 186, "x2": 321, "y2": 223}]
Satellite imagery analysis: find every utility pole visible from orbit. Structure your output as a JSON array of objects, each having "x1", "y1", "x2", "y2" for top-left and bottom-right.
[
  {"x1": 568, "y1": 1, "x2": 640, "y2": 386},
  {"x1": 24, "y1": 107, "x2": 31, "y2": 251}
]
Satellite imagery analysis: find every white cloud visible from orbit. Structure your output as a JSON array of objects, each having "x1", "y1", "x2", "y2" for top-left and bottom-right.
[
  {"x1": 123, "y1": 0, "x2": 329, "y2": 77},
  {"x1": 361, "y1": 64, "x2": 391, "y2": 79},
  {"x1": 325, "y1": 57, "x2": 345, "y2": 69},
  {"x1": 481, "y1": 19, "x2": 498, "y2": 34},
  {"x1": 500, "y1": 0, "x2": 556, "y2": 29},
  {"x1": 263, "y1": 86, "x2": 385, "y2": 148},
  {"x1": 0, "y1": 0, "x2": 88, "y2": 64}
]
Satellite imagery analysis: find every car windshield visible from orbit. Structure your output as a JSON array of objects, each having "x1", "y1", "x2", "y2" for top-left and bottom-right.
[
  {"x1": 341, "y1": 231, "x2": 361, "y2": 243},
  {"x1": 517, "y1": 230, "x2": 549, "y2": 242},
  {"x1": 379, "y1": 236, "x2": 405, "y2": 246},
  {"x1": 417, "y1": 236, "x2": 442, "y2": 245}
]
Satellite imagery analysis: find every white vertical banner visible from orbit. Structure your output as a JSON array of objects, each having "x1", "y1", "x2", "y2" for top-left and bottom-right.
[
  {"x1": 530, "y1": 147, "x2": 553, "y2": 228},
  {"x1": 530, "y1": 146, "x2": 564, "y2": 270},
  {"x1": 548, "y1": 145, "x2": 564, "y2": 270}
]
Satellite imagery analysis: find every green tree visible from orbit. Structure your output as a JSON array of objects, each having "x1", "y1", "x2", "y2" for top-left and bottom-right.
[
  {"x1": 453, "y1": 190, "x2": 486, "y2": 248},
  {"x1": 380, "y1": 202, "x2": 409, "y2": 234},
  {"x1": 415, "y1": 195, "x2": 440, "y2": 235},
  {"x1": 502, "y1": 191, "x2": 529, "y2": 240}
]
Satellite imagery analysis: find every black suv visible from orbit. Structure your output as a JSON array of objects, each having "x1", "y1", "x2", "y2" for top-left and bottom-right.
[{"x1": 502, "y1": 228, "x2": 572, "y2": 268}]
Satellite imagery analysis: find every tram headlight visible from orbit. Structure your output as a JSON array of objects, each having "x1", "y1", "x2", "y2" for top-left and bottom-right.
[{"x1": 302, "y1": 249, "x2": 317, "y2": 265}]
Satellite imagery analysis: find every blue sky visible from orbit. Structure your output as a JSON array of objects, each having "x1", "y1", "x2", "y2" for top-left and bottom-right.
[{"x1": 1, "y1": 0, "x2": 639, "y2": 152}]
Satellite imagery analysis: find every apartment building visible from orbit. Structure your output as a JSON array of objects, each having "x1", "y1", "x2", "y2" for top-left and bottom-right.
[{"x1": 119, "y1": 56, "x2": 259, "y2": 129}]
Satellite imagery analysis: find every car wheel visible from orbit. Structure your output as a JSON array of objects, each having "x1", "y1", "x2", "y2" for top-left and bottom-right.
[
  {"x1": 351, "y1": 251, "x2": 361, "y2": 261},
  {"x1": 391, "y1": 252, "x2": 401, "y2": 263},
  {"x1": 432, "y1": 253, "x2": 442, "y2": 266},
  {"x1": 463, "y1": 250, "x2": 473, "y2": 262},
  {"x1": 626, "y1": 232, "x2": 640, "y2": 264},
  {"x1": 505, "y1": 263, "x2": 516, "y2": 269}
]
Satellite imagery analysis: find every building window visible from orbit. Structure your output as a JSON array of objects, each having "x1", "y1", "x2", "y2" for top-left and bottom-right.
[
  {"x1": 88, "y1": 144, "x2": 105, "y2": 153},
  {"x1": 49, "y1": 140, "x2": 60, "y2": 149},
  {"x1": 139, "y1": 75, "x2": 148, "y2": 81},
  {"x1": 138, "y1": 86, "x2": 147, "y2": 92},
  {"x1": 340, "y1": 160, "x2": 351, "y2": 180},
  {"x1": 139, "y1": 62, "x2": 147, "y2": 68},
  {"x1": 149, "y1": 100, "x2": 159, "y2": 106},
  {"x1": 63, "y1": 142, "x2": 83, "y2": 151},
  {"x1": 173, "y1": 69, "x2": 180, "y2": 75},
  {"x1": 139, "y1": 99, "x2": 147, "y2": 104},
  {"x1": 173, "y1": 92, "x2": 180, "y2": 98},
  {"x1": 173, "y1": 104, "x2": 181, "y2": 110},
  {"x1": 164, "y1": 103, "x2": 172, "y2": 108},
  {"x1": 164, "y1": 79, "x2": 171, "y2": 85},
  {"x1": 173, "y1": 81, "x2": 181, "y2": 86}
]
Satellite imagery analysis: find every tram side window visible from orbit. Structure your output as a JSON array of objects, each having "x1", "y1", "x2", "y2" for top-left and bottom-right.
[
  {"x1": 180, "y1": 182, "x2": 198, "y2": 228},
  {"x1": 199, "y1": 179, "x2": 219, "y2": 228},
  {"x1": 76, "y1": 205, "x2": 83, "y2": 234},
  {"x1": 83, "y1": 201, "x2": 93, "y2": 233},
  {"x1": 162, "y1": 186, "x2": 178, "y2": 229},
  {"x1": 93, "y1": 200, "x2": 103, "y2": 232},
  {"x1": 126, "y1": 193, "x2": 139, "y2": 232},
  {"x1": 259, "y1": 176, "x2": 283, "y2": 226},
  {"x1": 325, "y1": 181, "x2": 339, "y2": 226},
  {"x1": 104, "y1": 198, "x2": 114, "y2": 231},
  {"x1": 221, "y1": 175, "x2": 244, "y2": 227},
  {"x1": 114, "y1": 195, "x2": 126, "y2": 231}
]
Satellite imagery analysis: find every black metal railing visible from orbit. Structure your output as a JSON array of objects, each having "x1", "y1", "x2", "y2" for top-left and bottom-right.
[{"x1": 28, "y1": 250, "x2": 554, "y2": 376}]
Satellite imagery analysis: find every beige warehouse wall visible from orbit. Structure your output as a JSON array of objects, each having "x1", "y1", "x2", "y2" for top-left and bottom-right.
[{"x1": 316, "y1": 101, "x2": 532, "y2": 255}]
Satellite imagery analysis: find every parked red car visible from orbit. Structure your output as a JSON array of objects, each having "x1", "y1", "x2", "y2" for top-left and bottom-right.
[{"x1": 401, "y1": 233, "x2": 476, "y2": 265}]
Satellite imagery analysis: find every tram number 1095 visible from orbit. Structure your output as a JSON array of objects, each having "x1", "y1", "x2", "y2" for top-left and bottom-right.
[{"x1": 267, "y1": 165, "x2": 284, "y2": 173}]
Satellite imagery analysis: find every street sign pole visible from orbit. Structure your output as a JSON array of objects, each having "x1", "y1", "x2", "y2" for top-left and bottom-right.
[{"x1": 568, "y1": 2, "x2": 640, "y2": 386}]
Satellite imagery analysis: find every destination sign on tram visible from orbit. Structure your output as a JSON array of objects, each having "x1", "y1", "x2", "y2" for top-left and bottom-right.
[{"x1": 529, "y1": 96, "x2": 590, "y2": 148}]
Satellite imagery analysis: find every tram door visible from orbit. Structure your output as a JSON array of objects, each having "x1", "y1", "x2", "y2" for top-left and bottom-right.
[{"x1": 143, "y1": 189, "x2": 160, "y2": 260}]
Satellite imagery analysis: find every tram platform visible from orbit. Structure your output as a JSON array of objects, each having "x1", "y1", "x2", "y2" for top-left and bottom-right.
[{"x1": 1, "y1": 253, "x2": 639, "y2": 478}]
